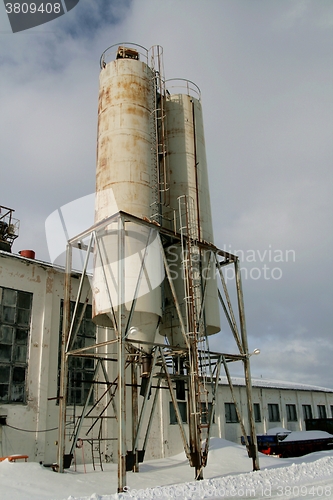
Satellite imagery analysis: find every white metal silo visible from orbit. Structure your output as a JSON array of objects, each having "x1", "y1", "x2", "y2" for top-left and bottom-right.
[
  {"x1": 93, "y1": 44, "x2": 162, "y2": 351},
  {"x1": 160, "y1": 80, "x2": 220, "y2": 345}
]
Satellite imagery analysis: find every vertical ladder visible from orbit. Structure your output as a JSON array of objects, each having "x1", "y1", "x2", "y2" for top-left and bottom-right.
[
  {"x1": 65, "y1": 394, "x2": 77, "y2": 444},
  {"x1": 90, "y1": 419, "x2": 104, "y2": 471},
  {"x1": 178, "y1": 196, "x2": 211, "y2": 468},
  {"x1": 178, "y1": 195, "x2": 201, "y2": 338},
  {"x1": 150, "y1": 45, "x2": 169, "y2": 222},
  {"x1": 148, "y1": 58, "x2": 159, "y2": 222}
]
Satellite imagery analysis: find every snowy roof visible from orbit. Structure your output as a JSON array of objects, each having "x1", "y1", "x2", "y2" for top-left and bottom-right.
[
  {"x1": 0, "y1": 249, "x2": 63, "y2": 271},
  {"x1": 219, "y1": 375, "x2": 333, "y2": 393},
  {"x1": 283, "y1": 430, "x2": 333, "y2": 441},
  {"x1": 0, "y1": 249, "x2": 84, "y2": 276}
]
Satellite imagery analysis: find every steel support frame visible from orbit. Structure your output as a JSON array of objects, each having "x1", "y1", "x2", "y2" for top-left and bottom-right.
[
  {"x1": 57, "y1": 213, "x2": 163, "y2": 491},
  {"x1": 57, "y1": 210, "x2": 259, "y2": 492},
  {"x1": 117, "y1": 216, "x2": 126, "y2": 491},
  {"x1": 57, "y1": 243, "x2": 72, "y2": 473},
  {"x1": 216, "y1": 254, "x2": 259, "y2": 471},
  {"x1": 235, "y1": 259, "x2": 259, "y2": 470}
]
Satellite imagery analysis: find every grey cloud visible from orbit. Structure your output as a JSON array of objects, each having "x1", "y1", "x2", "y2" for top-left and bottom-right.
[{"x1": 0, "y1": 0, "x2": 332, "y2": 388}]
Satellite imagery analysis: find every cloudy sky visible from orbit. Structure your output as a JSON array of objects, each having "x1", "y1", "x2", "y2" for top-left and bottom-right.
[{"x1": 0, "y1": 0, "x2": 332, "y2": 389}]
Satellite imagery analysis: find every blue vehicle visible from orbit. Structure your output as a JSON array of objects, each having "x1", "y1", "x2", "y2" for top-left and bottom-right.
[{"x1": 242, "y1": 428, "x2": 333, "y2": 458}]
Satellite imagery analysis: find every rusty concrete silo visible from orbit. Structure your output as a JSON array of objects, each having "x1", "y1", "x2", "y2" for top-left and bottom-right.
[{"x1": 92, "y1": 44, "x2": 162, "y2": 352}]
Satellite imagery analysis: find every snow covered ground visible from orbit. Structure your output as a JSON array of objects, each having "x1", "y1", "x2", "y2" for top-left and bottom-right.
[{"x1": 1, "y1": 438, "x2": 333, "y2": 500}]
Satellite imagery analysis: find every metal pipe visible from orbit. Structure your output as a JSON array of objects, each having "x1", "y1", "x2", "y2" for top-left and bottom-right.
[
  {"x1": 124, "y1": 228, "x2": 154, "y2": 339},
  {"x1": 68, "y1": 292, "x2": 89, "y2": 352},
  {"x1": 191, "y1": 99, "x2": 201, "y2": 242},
  {"x1": 69, "y1": 360, "x2": 101, "y2": 456},
  {"x1": 132, "y1": 348, "x2": 158, "y2": 452},
  {"x1": 68, "y1": 338, "x2": 117, "y2": 356},
  {"x1": 222, "y1": 356, "x2": 250, "y2": 447},
  {"x1": 95, "y1": 231, "x2": 119, "y2": 335},
  {"x1": 159, "y1": 239, "x2": 190, "y2": 349},
  {"x1": 159, "y1": 347, "x2": 191, "y2": 461},
  {"x1": 100, "y1": 359, "x2": 118, "y2": 422},
  {"x1": 131, "y1": 354, "x2": 139, "y2": 472},
  {"x1": 65, "y1": 233, "x2": 94, "y2": 353},
  {"x1": 202, "y1": 355, "x2": 222, "y2": 465},
  {"x1": 188, "y1": 341, "x2": 203, "y2": 480},
  {"x1": 217, "y1": 288, "x2": 243, "y2": 354},
  {"x1": 197, "y1": 250, "x2": 212, "y2": 335},
  {"x1": 216, "y1": 256, "x2": 244, "y2": 354},
  {"x1": 142, "y1": 377, "x2": 162, "y2": 451},
  {"x1": 234, "y1": 259, "x2": 259, "y2": 471},
  {"x1": 117, "y1": 217, "x2": 126, "y2": 492},
  {"x1": 57, "y1": 243, "x2": 72, "y2": 472}
]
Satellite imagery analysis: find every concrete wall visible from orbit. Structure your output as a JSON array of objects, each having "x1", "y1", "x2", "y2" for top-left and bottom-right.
[
  {"x1": 217, "y1": 382, "x2": 333, "y2": 445},
  {"x1": 0, "y1": 252, "x2": 90, "y2": 463}
]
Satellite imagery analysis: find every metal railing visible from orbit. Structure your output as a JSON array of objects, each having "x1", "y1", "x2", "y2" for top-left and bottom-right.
[
  {"x1": 100, "y1": 42, "x2": 149, "y2": 69},
  {"x1": 165, "y1": 78, "x2": 201, "y2": 101}
]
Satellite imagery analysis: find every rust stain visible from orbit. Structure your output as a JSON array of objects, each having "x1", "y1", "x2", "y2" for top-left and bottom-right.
[
  {"x1": 98, "y1": 72, "x2": 152, "y2": 115},
  {"x1": 27, "y1": 395, "x2": 38, "y2": 414},
  {"x1": 46, "y1": 271, "x2": 54, "y2": 294},
  {"x1": 29, "y1": 274, "x2": 41, "y2": 283}
]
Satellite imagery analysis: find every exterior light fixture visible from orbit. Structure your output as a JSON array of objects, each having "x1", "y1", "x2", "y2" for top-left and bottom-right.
[
  {"x1": 251, "y1": 348, "x2": 261, "y2": 356},
  {"x1": 129, "y1": 326, "x2": 139, "y2": 336}
]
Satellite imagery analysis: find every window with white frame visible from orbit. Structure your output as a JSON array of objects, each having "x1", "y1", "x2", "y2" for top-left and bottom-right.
[{"x1": 0, "y1": 286, "x2": 32, "y2": 403}]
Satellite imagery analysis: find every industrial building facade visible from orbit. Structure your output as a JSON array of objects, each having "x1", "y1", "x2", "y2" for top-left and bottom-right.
[{"x1": 1, "y1": 251, "x2": 332, "y2": 465}]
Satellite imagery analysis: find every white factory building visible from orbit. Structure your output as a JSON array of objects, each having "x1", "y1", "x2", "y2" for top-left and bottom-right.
[{"x1": 1, "y1": 250, "x2": 332, "y2": 466}]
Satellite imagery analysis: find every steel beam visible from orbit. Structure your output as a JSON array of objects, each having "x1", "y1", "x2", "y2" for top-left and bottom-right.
[
  {"x1": 159, "y1": 347, "x2": 191, "y2": 461},
  {"x1": 117, "y1": 216, "x2": 126, "y2": 492},
  {"x1": 159, "y1": 239, "x2": 190, "y2": 349},
  {"x1": 57, "y1": 243, "x2": 72, "y2": 472},
  {"x1": 234, "y1": 259, "x2": 259, "y2": 471},
  {"x1": 216, "y1": 256, "x2": 244, "y2": 354}
]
